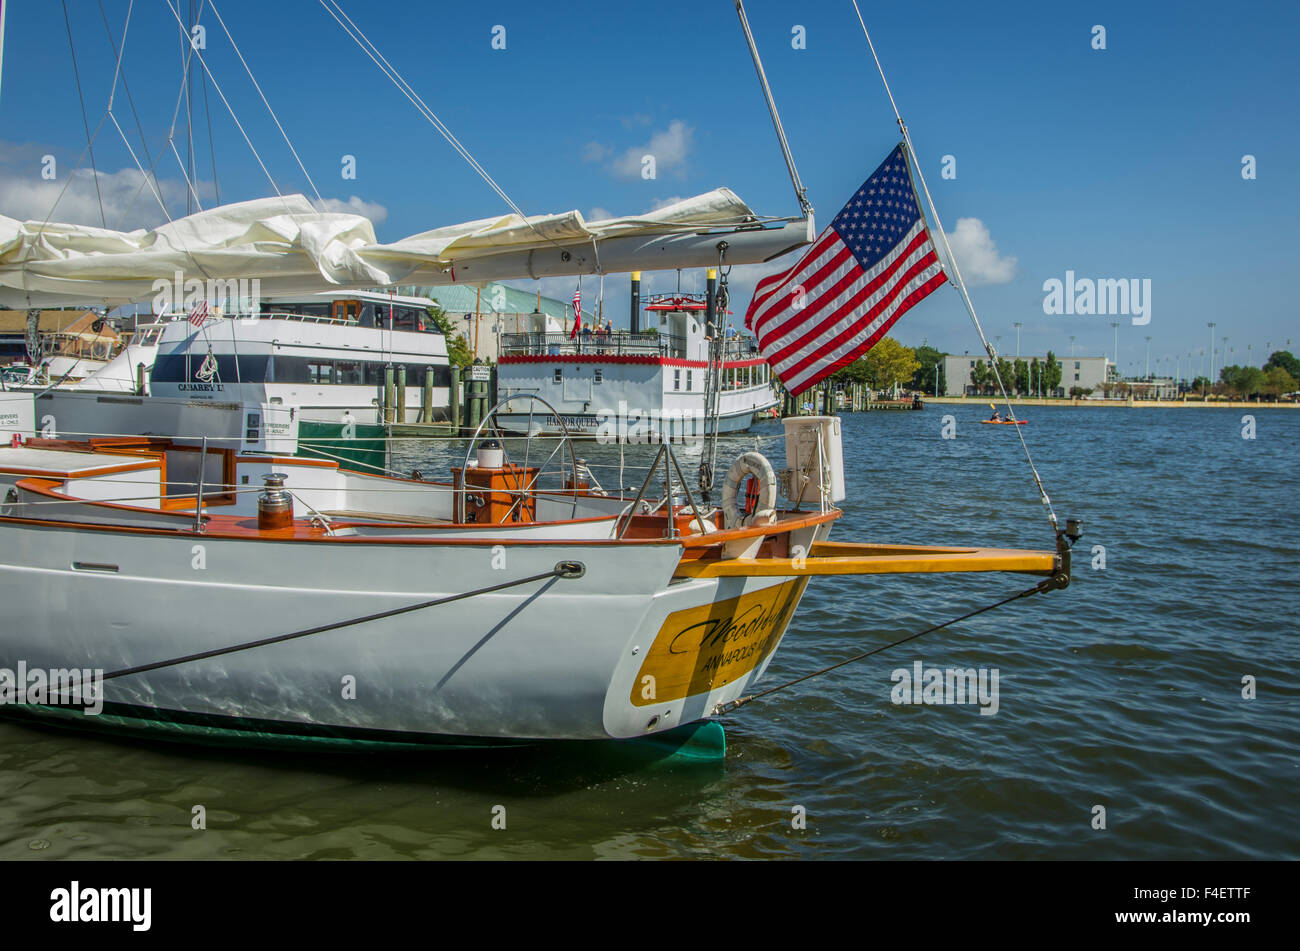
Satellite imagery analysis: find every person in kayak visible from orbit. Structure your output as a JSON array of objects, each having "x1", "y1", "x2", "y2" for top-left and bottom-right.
[{"x1": 989, "y1": 409, "x2": 1002, "y2": 421}]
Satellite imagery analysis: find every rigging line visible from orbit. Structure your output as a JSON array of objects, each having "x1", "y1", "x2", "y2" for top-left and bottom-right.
[
  {"x1": 14, "y1": 103, "x2": 121, "y2": 274},
  {"x1": 207, "y1": 0, "x2": 322, "y2": 203},
  {"x1": 714, "y1": 576, "x2": 1061, "y2": 715},
  {"x1": 734, "y1": 1, "x2": 812, "y2": 216},
  {"x1": 16, "y1": 5, "x2": 139, "y2": 269},
  {"x1": 163, "y1": 0, "x2": 202, "y2": 142},
  {"x1": 83, "y1": 564, "x2": 585, "y2": 685},
  {"x1": 198, "y1": 34, "x2": 220, "y2": 205},
  {"x1": 317, "y1": 0, "x2": 567, "y2": 252},
  {"x1": 160, "y1": 0, "x2": 285, "y2": 202},
  {"x1": 96, "y1": 0, "x2": 157, "y2": 218},
  {"x1": 61, "y1": 0, "x2": 106, "y2": 228},
  {"x1": 107, "y1": 112, "x2": 172, "y2": 228},
  {"x1": 167, "y1": 135, "x2": 205, "y2": 214},
  {"x1": 106, "y1": 109, "x2": 215, "y2": 287},
  {"x1": 318, "y1": 0, "x2": 520, "y2": 213},
  {"x1": 849, "y1": 0, "x2": 1060, "y2": 537},
  {"x1": 185, "y1": 0, "x2": 197, "y2": 215},
  {"x1": 104, "y1": 0, "x2": 134, "y2": 111},
  {"x1": 116, "y1": 137, "x2": 173, "y2": 233}
]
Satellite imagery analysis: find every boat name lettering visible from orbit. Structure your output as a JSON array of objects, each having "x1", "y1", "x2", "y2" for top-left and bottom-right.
[{"x1": 668, "y1": 598, "x2": 796, "y2": 656}]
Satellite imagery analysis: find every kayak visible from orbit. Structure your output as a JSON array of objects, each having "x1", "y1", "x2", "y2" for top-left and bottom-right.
[{"x1": 980, "y1": 419, "x2": 1027, "y2": 425}]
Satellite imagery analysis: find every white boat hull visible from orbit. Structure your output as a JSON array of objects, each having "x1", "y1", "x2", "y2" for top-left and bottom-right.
[{"x1": 0, "y1": 519, "x2": 823, "y2": 744}]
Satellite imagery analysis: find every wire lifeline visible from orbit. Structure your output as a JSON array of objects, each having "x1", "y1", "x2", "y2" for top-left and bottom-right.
[
  {"x1": 714, "y1": 573, "x2": 1067, "y2": 715},
  {"x1": 316, "y1": 0, "x2": 567, "y2": 256},
  {"x1": 61, "y1": 0, "x2": 106, "y2": 228},
  {"x1": 849, "y1": 0, "x2": 1060, "y2": 540},
  {"x1": 92, "y1": 563, "x2": 586, "y2": 685}
]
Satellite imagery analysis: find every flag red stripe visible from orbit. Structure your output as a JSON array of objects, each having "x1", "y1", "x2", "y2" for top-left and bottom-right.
[
  {"x1": 745, "y1": 229, "x2": 844, "y2": 329},
  {"x1": 756, "y1": 222, "x2": 929, "y2": 349},
  {"x1": 763, "y1": 230, "x2": 935, "y2": 367},
  {"x1": 747, "y1": 228, "x2": 841, "y2": 309},
  {"x1": 779, "y1": 251, "x2": 941, "y2": 381},
  {"x1": 748, "y1": 240, "x2": 855, "y2": 339},
  {"x1": 785, "y1": 271, "x2": 946, "y2": 394},
  {"x1": 783, "y1": 265, "x2": 944, "y2": 390}
]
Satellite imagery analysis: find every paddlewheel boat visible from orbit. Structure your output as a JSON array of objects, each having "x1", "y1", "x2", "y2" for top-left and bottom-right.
[
  {"x1": 495, "y1": 293, "x2": 778, "y2": 441},
  {"x1": 0, "y1": 399, "x2": 1068, "y2": 753}
]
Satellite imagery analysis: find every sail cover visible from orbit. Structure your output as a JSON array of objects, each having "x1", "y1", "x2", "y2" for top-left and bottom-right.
[{"x1": 0, "y1": 189, "x2": 810, "y2": 308}]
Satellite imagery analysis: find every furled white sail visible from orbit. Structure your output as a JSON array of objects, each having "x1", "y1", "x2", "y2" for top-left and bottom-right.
[{"x1": 0, "y1": 190, "x2": 812, "y2": 308}]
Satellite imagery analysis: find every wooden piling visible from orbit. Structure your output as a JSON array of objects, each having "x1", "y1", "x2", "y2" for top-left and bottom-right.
[
  {"x1": 449, "y1": 365, "x2": 461, "y2": 431},
  {"x1": 383, "y1": 367, "x2": 395, "y2": 425},
  {"x1": 396, "y1": 366, "x2": 407, "y2": 424}
]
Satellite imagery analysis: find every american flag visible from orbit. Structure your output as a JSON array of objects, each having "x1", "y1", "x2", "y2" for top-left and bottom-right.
[
  {"x1": 188, "y1": 299, "x2": 210, "y2": 329},
  {"x1": 745, "y1": 144, "x2": 946, "y2": 394},
  {"x1": 570, "y1": 286, "x2": 581, "y2": 339}
]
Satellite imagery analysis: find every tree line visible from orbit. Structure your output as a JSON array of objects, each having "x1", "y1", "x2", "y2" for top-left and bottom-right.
[
  {"x1": 968, "y1": 354, "x2": 1064, "y2": 396},
  {"x1": 1217, "y1": 351, "x2": 1299, "y2": 400},
  {"x1": 829, "y1": 338, "x2": 949, "y2": 396}
]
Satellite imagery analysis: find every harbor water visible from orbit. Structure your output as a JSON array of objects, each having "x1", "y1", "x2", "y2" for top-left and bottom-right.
[{"x1": 2, "y1": 406, "x2": 1296, "y2": 859}]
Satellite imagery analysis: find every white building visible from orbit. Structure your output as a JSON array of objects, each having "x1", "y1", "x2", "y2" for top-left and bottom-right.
[{"x1": 941, "y1": 354, "x2": 1112, "y2": 397}]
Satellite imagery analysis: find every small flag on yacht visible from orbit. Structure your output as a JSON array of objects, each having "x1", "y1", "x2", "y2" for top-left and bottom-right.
[
  {"x1": 744, "y1": 143, "x2": 946, "y2": 394},
  {"x1": 187, "y1": 299, "x2": 210, "y2": 328},
  {"x1": 570, "y1": 286, "x2": 581, "y2": 339}
]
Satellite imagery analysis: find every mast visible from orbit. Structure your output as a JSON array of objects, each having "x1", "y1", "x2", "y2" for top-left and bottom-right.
[
  {"x1": 734, "y1": 0, "x2": 812, "y2": 217},
  {"x1": 185, "y1": 0, "x2": 196, "y2": 216},
  {"x1": 0, "y1": 0, "x2": 8, "y2": 106}
]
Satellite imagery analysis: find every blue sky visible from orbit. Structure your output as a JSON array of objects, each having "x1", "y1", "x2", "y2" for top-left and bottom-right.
[{"x1": 1, "y1": 0, "x2": 1296, "y2": 377}]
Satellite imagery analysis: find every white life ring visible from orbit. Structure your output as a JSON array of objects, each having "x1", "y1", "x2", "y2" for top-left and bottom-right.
[{"x1": 721, "y1": 452, "x2": 778, "y2": 529}]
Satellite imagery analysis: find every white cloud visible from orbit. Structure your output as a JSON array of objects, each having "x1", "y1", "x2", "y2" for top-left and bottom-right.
[
  {"x1": 311, "y1": 195, "x2": 388, "y2": 223},
  {"x1": 649, "y1": 196, "x2": 685, "y2": 211},
  {"x1": 586, "y1": 206, "x2": 613, "y2": 222},
  {"x1": 0, "y1": 165, "x2": 208, "y2": 231},
  {"x1": 611, "y1": 120, "x2": 693, "y2": 180},
  {"x1": 941, "y1": 217, "x2": 1016, "y2": 286},
  {"x1": 0, "y1": 157, "x2": 388, "y2": 232}
]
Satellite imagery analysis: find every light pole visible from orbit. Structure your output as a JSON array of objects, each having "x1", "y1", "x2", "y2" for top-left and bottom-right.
[
  {"x1": 1013, "y1": 321, "x2": 1022, "y2": 358},
  {"x1": 1069, "y1": 335, "x2": 1076, "y2": 358},
  {"x1": 1111, "y1": 320, "x2": 1120, "y2": 381},
  {"x1": 1144, "y1": 335, "x2": 1152, "y2": 379},
  {"x1": 1208, "y1": 322, "x2": 1216, "y2": 383}
]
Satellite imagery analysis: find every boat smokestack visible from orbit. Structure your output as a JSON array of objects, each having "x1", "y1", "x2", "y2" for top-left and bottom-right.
[
  {"x1": 630, "y1": 271, "x2": 641, "y2": 335},
  {"x1": 258, "y1": 473, "x2": 293, "y2": 531}
]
